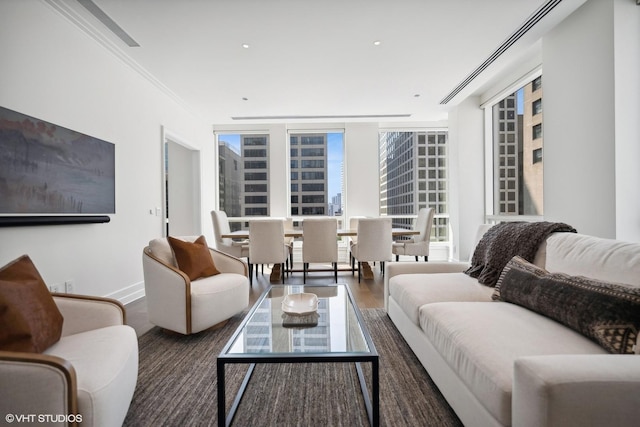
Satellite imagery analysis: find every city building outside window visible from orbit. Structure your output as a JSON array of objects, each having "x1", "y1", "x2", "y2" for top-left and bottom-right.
[
  {"x1": 532, "y1": 98, "x2": 543, "y2": 115},
  {"x1": 288, "y1": 132, "x2": 344, "y2": 217},
  {"x1": 490, "y1": 75, "x2": 543, "y2": 216},
  {"x1": 378, "y1": 130, "x2": 449, "y2": 242},
  {"x1": 533, "y1": 148, "x2": 543, "y2": 164},
  {"x1": 217, "y1": 133, "x2": 270, "y2": 229}
]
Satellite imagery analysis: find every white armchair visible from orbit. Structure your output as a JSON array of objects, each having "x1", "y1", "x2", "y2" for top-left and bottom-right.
[
  {"x1": 0, "y1": 294, "x2": 138, "y2": 427},
  {"x1": 143, "y1": 236, "x2": 249, "y2": 334}
]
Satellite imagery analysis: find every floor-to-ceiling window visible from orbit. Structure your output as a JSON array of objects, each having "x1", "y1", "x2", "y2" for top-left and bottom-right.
[
  {"x1": 485, "y1": 73, "x2": 544, "y2": 220},
  {"x1": 288, "y1": 131, "x2": 344, "y2": 218}
]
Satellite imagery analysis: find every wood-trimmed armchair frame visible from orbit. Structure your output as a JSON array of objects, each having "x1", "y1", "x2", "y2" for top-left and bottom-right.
[
  {"x1": 142, "y1": 243, "x2": 249, "y2": 335},
  {"x1": 0, "y1": 294, "x2": 129, "y2": 426}
]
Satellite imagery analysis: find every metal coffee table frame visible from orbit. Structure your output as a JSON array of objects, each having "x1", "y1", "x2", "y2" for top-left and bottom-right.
[{"x1": 217, "y1": 284, "x2": 379, "y2": 427}]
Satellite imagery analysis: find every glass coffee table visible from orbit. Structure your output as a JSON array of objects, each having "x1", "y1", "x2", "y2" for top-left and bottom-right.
[{"x1": 217, "y1": 284, "x2": 379, "y2": 426}]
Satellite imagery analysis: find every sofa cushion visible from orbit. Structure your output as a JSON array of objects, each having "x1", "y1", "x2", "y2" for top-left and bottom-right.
[
  {"x1": 168, "y1": 235, "x2": 220, "y2": 281},
  {"x1": 544, "y1": 233, "x2": 640, "y2": 287},
  {"x1": 44, "y1": 325, "x2": 138, "y2": 427},
  {"x1": 388, "y1": 272, "x2": 493, "y2": 325},
  {"x1": 494, "y1": 256, "x2": 640, "y2": 354},
  {"x1": 0, "y1": 255, "x2": 63, "y2": 353},
  {"x1": 419, "y1": 302, "x2": 607, "y2": 426}
]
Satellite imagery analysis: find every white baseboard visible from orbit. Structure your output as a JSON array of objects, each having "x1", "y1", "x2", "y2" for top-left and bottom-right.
[{"x1": 105, "y1": 281, "x2": 145, "y2": 305}]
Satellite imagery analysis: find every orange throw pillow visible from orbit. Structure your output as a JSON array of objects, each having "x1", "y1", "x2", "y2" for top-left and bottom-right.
[
  {"x1": 0, "y1": 255, "x2": 64, "y2": 353},
  {"x1": 167, "y1": 236, "x2": 220, "y2": 281}
]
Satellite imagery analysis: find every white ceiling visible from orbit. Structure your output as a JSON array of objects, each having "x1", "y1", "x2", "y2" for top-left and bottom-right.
[{"x1": 53, "y1": 0, "x2": 586, "y2": 124}]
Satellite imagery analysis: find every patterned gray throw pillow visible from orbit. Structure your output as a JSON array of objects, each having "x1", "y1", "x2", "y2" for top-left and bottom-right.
[{"x1": 493, "y1": 256, "x2": 640, "y2": 355}]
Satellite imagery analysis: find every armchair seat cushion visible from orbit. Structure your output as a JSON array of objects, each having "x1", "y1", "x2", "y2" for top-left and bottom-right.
[
  {"x1": 44, "y1": 325, "x2": 138, "y2": 427},
  {"x1": 190, "y1": 273, "x2": 249, "y2": 333}
]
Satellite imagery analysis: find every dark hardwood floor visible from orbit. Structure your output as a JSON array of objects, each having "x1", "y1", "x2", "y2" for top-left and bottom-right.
[{"x1": 125, "y1": 261, "x2": 388, "y2": 337}]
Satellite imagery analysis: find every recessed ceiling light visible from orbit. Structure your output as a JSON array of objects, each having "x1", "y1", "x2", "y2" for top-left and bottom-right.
[
  {"x1": 373, "y1": 40, "x2": 381, "y2": 46},
  {"x1": 242, "y1": 97, "x2": 248, "y2": 101},
  {"x1": 414, "y1": 94, "x2": 421, "y2": 98},
  {"x1": 242, "y1": 43, "x2": 250, "y2": 49}
]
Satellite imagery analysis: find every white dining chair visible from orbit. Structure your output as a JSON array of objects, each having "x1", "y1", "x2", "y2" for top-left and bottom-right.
[
  {"x1": 392, "y1": 207, "x2": 435, "y2": 261},
  {"x1": 211, "y1": 210, "x2": 249, "y2": 259},
  {"x1": 347, "y1": 216, "x2": 366, "y2": 266},
  {"x1": 248, "y1": 219, "x2": 288, "y2": 285},
  {"x1": 301, "y1": 217, "x2": 338, "y2": 283},
  {"x1": 351, "y1": 217, "x2": 393, "y2": 282},
  {"x1": 284, "y1": 217, "x2": 295, "y2": 275}
]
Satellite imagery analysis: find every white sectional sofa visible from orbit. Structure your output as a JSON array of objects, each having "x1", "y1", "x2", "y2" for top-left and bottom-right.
[{"x1": 384, "y1": 228, "x2": 640, "y2": 427}]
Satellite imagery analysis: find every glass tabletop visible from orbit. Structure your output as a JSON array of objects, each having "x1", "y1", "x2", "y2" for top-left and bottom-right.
[{"x1": 224, "y1": 284, "x2": 372, "y2": 356}]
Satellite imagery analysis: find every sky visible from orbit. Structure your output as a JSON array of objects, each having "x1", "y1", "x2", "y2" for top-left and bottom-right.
[
  {"x1": 517, "y1": 87, "x2": 524, "y2": 114},
  {"x1": 218, "y1": 132, "x2": 344, "y2": 199},
  {"x1": 326, "y1": 132, "x2": 343, "y2": 199}
]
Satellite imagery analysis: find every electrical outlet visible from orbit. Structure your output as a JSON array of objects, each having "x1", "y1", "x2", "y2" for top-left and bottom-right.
[
  {"x1": 65, "y1": 280, "x2": 74, "y2": 294},
  {"x1": 49, "y1": 283, "x2": 61, "y2": 293}
]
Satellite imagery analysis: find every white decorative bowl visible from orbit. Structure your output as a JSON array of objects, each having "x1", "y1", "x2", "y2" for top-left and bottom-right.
[{"x1": 281, "y1": 293, "x2": 318, "y2": 316}]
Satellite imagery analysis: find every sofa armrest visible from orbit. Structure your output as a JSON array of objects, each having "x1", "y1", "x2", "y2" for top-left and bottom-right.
[
  {"x1": 386, "y1": 261, "x2": 470, "y2": 279},
  {"x1": 53, "y1": 294, "x2": 126, "y2": 337},
  {"x1": 384, "y1": 261, "x2": 470, "y2": 311},
  {"x1": 0, "y1": 351, "x2": 78, "y2": 419},
  {"x1": 513, "y1": 355, "x2": 640, "y2": 427},
  {"x1": 208, "y1": 248, "x2": 248, "y2": 276}
]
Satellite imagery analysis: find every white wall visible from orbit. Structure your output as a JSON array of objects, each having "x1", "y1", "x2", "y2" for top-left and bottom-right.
[
  {"x1": 0, "y1": 1, "x2": 214, "y2": 302},
  {"x1": 343, "y1": 123, "x2": 381, "y2": 219},
  {"x1": 542, "y1": 0, "x2": 639, "y2": 239},
  {"x1": 448, "y1": 97, "x2": 485, "y2": 261},
  {"x1": 613, "y1": 0, "x2": 640, "y2": 242}
]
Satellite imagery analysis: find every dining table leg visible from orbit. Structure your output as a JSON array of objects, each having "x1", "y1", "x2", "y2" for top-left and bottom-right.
[
  {"x1": 270, "y1": 264, "x2": 281, "y2": 283},
  {"x1": 361, "y1": 262, "x2": 374, "y2": 280}
]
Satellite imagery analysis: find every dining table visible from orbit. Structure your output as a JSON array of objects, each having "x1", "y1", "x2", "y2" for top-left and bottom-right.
[
  {"x1": 220, "y1": 228, "x2": 419, "y2": 281},
  {"x1": 220, "y1": 228, "x2": 419, "y2": 239}
]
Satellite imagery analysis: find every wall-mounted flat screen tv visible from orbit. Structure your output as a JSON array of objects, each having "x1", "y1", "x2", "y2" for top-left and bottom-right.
[{"x1": 0, "y1": 106, "x2": 115, "y2": 217}]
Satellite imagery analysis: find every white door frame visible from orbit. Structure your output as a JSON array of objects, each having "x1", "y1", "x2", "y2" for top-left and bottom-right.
[{"x1": 161, "y1": 126, "x2": 201, "y2": 237}]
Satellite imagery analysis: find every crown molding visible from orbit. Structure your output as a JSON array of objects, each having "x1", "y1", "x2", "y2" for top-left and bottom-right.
[{"x1": 41, "y1": 0, "x2": 201, "y2": 119}]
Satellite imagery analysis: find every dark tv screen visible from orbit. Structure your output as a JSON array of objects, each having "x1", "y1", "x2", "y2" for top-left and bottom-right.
[{"x1": 0, "y1": 106, "x2": 115, "y2": 215}]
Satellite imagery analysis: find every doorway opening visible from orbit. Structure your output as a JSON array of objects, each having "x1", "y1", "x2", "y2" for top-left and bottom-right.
[{"x1": 162, "y1": 128, "x2": 201, "y2": 236}]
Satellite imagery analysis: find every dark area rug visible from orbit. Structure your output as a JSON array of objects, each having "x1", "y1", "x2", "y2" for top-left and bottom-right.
[{"x1": 123, "y1": 308, "x2": 461, "y2": 427}]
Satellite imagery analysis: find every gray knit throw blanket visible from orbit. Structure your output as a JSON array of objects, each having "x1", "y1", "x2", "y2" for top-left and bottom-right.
[{"x1": 465, "y1": 221, "x2": 577, "y2": 287}]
